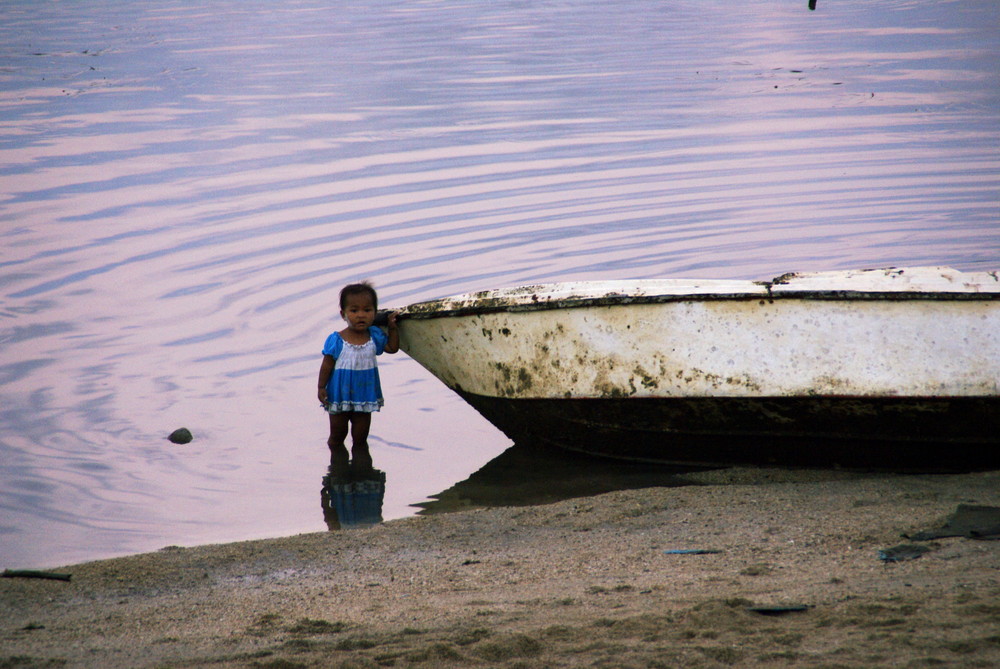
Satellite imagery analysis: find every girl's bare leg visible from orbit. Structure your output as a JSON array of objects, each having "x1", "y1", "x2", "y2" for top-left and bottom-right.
[
  {"x1": 327, "y1": 413, "x2": 350, "y2": 477},
  {"x1": 349, "y1": 412, "x2": 373, "y2": 476}
]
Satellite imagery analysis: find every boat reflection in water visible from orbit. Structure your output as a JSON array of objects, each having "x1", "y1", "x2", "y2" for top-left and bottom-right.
[
  {"x1": 415, "y1": 443, "x2": 704, "y2": 515},
  {"x1": 321, "y1": 468, "x2": 387, "y2": 530}
]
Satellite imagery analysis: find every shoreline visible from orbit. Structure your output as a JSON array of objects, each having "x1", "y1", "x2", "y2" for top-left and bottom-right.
[{"x1": 3, "y1": 467, "x2": 999, "y2": 668}]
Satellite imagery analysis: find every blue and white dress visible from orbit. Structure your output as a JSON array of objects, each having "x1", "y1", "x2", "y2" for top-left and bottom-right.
[{"x1": 322, "y1": 327, "x2": 388, "y2": 413}]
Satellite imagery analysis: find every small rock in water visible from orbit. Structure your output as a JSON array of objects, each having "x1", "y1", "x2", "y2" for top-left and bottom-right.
[{"x1": 168, "y1": 427, "x2": 193, "y2": 444}]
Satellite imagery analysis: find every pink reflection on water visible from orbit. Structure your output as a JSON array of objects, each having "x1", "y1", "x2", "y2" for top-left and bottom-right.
[{"x1": 1, "y1": 0, "x2": 998, "y2": 569}]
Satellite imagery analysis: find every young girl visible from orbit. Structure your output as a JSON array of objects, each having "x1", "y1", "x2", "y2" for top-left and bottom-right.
[{"x1": 318, "y1": 282, "x2": 399, "y2": 479}]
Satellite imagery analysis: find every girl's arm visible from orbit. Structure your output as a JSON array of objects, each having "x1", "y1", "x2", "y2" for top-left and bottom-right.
[
  {"x1": 317, "y1": 354, "x2": 335, "y2": 404},
  {"x1": 384, "y1": 312, "x2": 400, "y2": 354}
]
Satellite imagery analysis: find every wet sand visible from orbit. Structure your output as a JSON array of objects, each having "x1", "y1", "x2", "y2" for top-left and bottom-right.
[{"x1": 2, "y1": 467, "x2": 999, "y2": 668}]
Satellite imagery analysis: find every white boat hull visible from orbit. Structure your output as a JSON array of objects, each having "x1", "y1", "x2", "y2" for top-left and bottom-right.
[{"x1": 395, "y1": 267, "x2": 1000, "y2": 469}]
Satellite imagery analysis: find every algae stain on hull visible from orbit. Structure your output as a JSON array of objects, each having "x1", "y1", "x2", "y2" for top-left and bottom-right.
[{"x1": 492, "y1": 361, "x2": 534, "y2": 397}]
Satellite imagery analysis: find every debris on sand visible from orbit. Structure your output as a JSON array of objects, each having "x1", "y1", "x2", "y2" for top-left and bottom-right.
[
  {"x1": 878, "y1": 543, "x2": 932, "y2": 562},
  {"x1": 907, "y1": 504, "x2": 1000, "y2": 541}
]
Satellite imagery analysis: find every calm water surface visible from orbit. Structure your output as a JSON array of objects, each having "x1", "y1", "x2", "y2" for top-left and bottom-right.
[{"x1": 1, "y1": 0, "x2": 998, "y2": 568}]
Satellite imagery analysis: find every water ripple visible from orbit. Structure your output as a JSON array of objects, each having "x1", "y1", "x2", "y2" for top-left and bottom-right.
[{"x1": 1, "y1": 0, "x2": 998, "y2": 568}]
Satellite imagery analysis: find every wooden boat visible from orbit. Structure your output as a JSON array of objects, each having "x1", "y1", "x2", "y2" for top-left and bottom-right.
[{"x1": 393, "y1": 267, "x2": 1000, "y2": 470}]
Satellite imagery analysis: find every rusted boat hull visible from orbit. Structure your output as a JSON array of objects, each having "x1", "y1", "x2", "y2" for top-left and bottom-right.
[{"x1": 395, "y1": 267, "x2": 1000, "y2": 469}]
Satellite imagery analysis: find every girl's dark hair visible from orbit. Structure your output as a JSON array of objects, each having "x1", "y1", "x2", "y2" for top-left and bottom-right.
[{"x1": 340, "y1": 282, "x2": 378, "y2": 310}]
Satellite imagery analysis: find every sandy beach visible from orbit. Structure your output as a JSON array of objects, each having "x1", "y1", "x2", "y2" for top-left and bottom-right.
[{"x1": 2, "y1": 467, "x2": 998, "y2": 668}]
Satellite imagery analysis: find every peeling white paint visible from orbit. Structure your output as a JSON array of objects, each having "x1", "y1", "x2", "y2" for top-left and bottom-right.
[{"x1": 396, "y1": 267, "x2": 1000, "y2": 401}]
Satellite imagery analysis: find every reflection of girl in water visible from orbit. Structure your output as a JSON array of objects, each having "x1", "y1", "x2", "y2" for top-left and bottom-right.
[
  {"x1": 317, "y1": 282, "x2": 399, "y2": 479},
  {"x1": 321, "y1": 468, "x2": 387, "y2": 530}
]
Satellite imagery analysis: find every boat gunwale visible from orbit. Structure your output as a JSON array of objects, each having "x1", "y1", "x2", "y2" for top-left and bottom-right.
[{"x1": 395, "y1": 289, "x2": 1000, "y2": 320}]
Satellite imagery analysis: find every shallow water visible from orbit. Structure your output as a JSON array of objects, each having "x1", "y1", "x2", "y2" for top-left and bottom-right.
[{"x1": 1, "y1": 0, "x2": 998, "y2": 568}]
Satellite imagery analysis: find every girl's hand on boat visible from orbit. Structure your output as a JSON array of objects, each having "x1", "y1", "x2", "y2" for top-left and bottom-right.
[{"x1": 384, "y1": 312, "x2": 401, "y2": 354}]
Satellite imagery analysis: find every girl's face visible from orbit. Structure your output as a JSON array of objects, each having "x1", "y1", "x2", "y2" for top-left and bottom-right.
[{"x1": 341, "y1": 292, "x2": 376, "y2": 331}]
